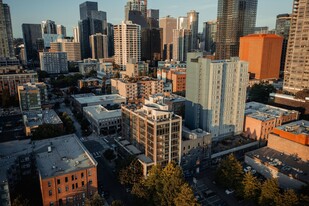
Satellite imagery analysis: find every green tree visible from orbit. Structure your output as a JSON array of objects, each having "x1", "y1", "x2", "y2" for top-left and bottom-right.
[
  {"x1": 174, "y1": 183, "x2": 199, "y2": 206},
  {"x1": 241, "y1": 172, "x2": 261, "y2": 201},
  {"x1": 37, "y1": 70, "x2": 49, "y2": 81},
  {"x1": 85, "y1": 192, "x2": 105, "y2": 206},
  {"x1": 119, "y1": 158, "x2": 143, "y2": 186},
  {"x1": 215, "y1": 154, "x2": 244, "y2": 190},
  {"x1": 32, "y1": 124, "x2": 64, "y2": 140},
  {"x1": 11, "y1": 196, "x2": 30, "y2": 206},
  {"x1": 259, "y1": 178, "x2": 280, "y2": 206},
  {"x1": 249, "y1": 83, "x2": 276, "y2": 103},
  {"x1": 111, "y1": 200, "x2": 124, "y2": 206},
  {"x1": 277, "y1": 189, "x2": 299, "y2": 206}
]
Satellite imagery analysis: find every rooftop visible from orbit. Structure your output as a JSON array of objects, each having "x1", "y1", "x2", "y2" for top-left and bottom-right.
[
  {"x1": 246, "y1": 147, "x2": 309, "y2": 184},
  {"x1": 83, "y1": 105, "x2": 121, "y2": 121},
  {"x1": 245, "y1": 101, "x2": 299, "y2": 121},
  {"x1": 72, "y1": 93, "x2": 126, "y2": 105},
  {"x1": 276, "y1": 120, "x2": 309, "y2": 135},
  {"x1": 115, "y1": 77, "x2": 161, "y2": 84},
  {"x1": 137, "y1": 154, "x2": 154, "y2": 165},
  {"x1": 23, "y1": 109, "x2": 62, "y2": 128}
]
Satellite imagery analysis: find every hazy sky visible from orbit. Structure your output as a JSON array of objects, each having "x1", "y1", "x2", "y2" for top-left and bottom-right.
[{"x1": 5, "y1": 0, "x2": 293, "y2": 38}]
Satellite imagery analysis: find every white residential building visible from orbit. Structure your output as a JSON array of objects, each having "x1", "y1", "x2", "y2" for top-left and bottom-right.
[{"x1": 39, "y1": 52, "x2": 68, "y2": 74}]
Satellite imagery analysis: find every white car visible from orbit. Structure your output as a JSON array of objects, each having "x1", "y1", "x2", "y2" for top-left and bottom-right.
[{"x1": 225, "y1": 189, "x2": 234, "y2": 195}]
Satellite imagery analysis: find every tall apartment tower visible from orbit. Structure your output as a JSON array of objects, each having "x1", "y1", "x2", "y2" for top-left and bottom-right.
[
  {"x1": 284, "y1": 0, "x2": 309, "y2": 93},
  {"x1": 125, "y1": 0, "x2": 147, "y2": 21},
  {"x1": 89, "y1": 33, "x2": 108, "y2": 59},
  {"x1": 22, "y1": 24, "x2": 42, "y2": 65},
  {"x1": 172, "y1": 29, "x2": 191, "y2": 61},
  {"x1": 73, "y1": 26, "x2": 80, "y2": 43},
  {"x1": 177, "y1": 16, "x2": 188, "y2": 30},
  {"x1": 0, "y1": 0, "x2": 14, "y2": 57},
  {"x1": 215, "y1": 0, "x2": 257, "y2": 60},
  {"x1": 185, "y1": 52, "x2": 248, "y2": 140},
  {"x1": 50, "y1": 39, "x2": 81, "y2": 61},
  {"x1": 122, "y1": 104, "x2": 182, "y2": 173},
  {"x1": 57, "y1": 25, "x2": 66, "y2": 36},
  {"x1": 202, "y1": 20, "x2": 217, "y2": 54},
  {"x1": 159, "y1": 16, "x2": 177, "y2": 60},
  {"x1": 187, "y1": 10, "x2": 199, "y2": 51},
  {"x1": 276, "y1": 14, "x2": 292, "y2": 72}
]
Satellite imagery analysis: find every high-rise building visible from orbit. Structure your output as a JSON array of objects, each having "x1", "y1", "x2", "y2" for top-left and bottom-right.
[
  {"x1": 22, "y1": 24, "x2": 42, "y2": 65},
  {"x1": 57, "y1": 25, "x2": 66, "y2": 36},
  {"x1": 284, "y1": 0, "x2": 309, "y2": 93},
  {"x1": 177, "y1": 16, "x2": 188, "y2": 30},
  {"x1": 185, "y1": 52, "x2": 249, "y2": 140},
  {"x1": 39, "y1": 52, "x2": 68, "y2": 74},
  {"x1": 141, "y1": 28, "x2": 162, "y2": 61},
  {"x1": 159, "y1": 16, "x2": 177, "y2": 60},
  {"x1": 202, "y1": 20, "x2": 217, "y2": 54},
  {"x1": 89, "y1": 33, "x2": 108, "y2": 59},
  {"x1": 50, "y1": 39, "x2": 81, "y2": 61},
  {"x1": 122, "y1": 104, "x2": 182, "y2": 173},
  {"x1": 239, "y1": 34, "x2": 283, "y2": 80},
  {"x1": 254, "y1": 26, "x2": 269, "y2": 34},
  {"x1": 187, "y1": 10, "x2": 199, "y2": 51},
  {"x1": 0, "y1": 0, "x2": 14, "y2": 57},
  {"x1": 79, "y1": 1, "x2": 107, "y2": 59},
  {"x1": 41, "y1": 20, "x2": 63, "y2": 48},
  {"x1": 125, "y1": 0, "x2": 147, "y2": 21},
  {"x1": 215, "y1": 0, "x2": 257, "y2": 60},
  {"x1": 73, "y1": 26, "x2": 80, "y2": 43},
  {"x1": 17, "y1": 82, "x2": 47, "y2": 111},
  {"x1": 114, "y1": 21, "x2": 141, "y2": 69},
  {"x1": 173, "y1": 29, "x2": 191, "y2": 61},
  {"x1": 147, "y1": 9, "x2": 159, "y2": 20},
  {"x1": 107, "y1": 23, "x2": 114, "y2": 57},
  {"x1": 276, "y1": 14, "x2": 292, "y2": 72}
]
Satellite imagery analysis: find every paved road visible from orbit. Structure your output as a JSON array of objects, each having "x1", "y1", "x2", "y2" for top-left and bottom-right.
[{"x1": 58, "y1": 103, "x2": 82, "y2": 137}]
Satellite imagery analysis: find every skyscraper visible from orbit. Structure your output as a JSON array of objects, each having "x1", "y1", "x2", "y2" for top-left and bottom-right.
[
  {"x1": 41, "y1": 20, "x2": 63, "y2": 48},
  {"x1": 125, "y1": 0, "x2": 147, "y2": 21},
  {"x1": 284, "y1": 0, "x2": 309, "y2": 93},
  {"x1": 107, "y1": 23, "x2": 114, "y2": 57},
  {"x1": 114, "y1": 21, "x2": 141, "y2": 69},
  {"x1": 0, "y1": 0, "x2": 14, "y2": 57},
  {"x1": 22, "y1": 24, "x2": 42, "y2": 64},
  {"x1": 187, "y1": 10, "x2": 199, "y2": 51},
  {"x1": 215, "y1": 0, "x2": 257, "y2": 60},
  {"x1": 73, "y1": 26, "x2": 80, "y2": 43},
  {"x1": 79, "y1": 1, "x2": 107, "y2": 59},
  {"x1": 89, "y1": 33, "x2": 108, "y2": 59},
  {"x1": 159, "y1": 16, "x2": 177, "y2": 60},
  {"x1": 202, "y1": 20, "x2": 217, "y2": 54},
  {"x1": 185, "y1": 52, "x2": 248, "y2": 140},
  {"x1": 57, "y1": 25, "x2": 66, "y2": 36},
  {"x1": 141, "y1": 28, "x2": 162, "y2": 61},
  {"x1": 173, "y1": 29, "x2": 191, "y2": 61},
  {"x1": 276, "y1": 14, "x2": 291, "y2": 72},
  {"x1": 177, "y1": 16, "x2": 188, "y2": 30}
]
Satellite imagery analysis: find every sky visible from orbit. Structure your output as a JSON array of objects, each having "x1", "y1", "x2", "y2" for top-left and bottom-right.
[{"x1": 4, "y1": 0, "x2": 293, "y2": 38}]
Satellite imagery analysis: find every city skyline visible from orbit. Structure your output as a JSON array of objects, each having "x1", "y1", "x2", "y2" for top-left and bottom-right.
[{"x1": 5, "y1": 0, "x2": 293, "y2": 38}]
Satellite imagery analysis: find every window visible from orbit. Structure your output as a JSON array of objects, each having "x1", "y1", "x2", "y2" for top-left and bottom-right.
[
  {"x1": 48, "y1": 181, "x2": 51, "y2": 187},
  {"x1": 88, "y1": 170, "x2": 92, "y2": 176},
  {"x1": 58, "y1": 188, "x2": 61, "y2": 193},
  {"x1": 65, "y1": 177, "x2": 68, "y2": 182},
  {"x1": 81, "y1": 172, "x2": 84, "y2": 178},
  {"x1": 71, "y1": 175, "x2": 74, "y2": 181},
  {"x1": 50, "y1": 202, "x2": 54, "y2": 206},
  {"x1": 65, "y1": 186, "x2": 69, "y2": 192},
  {"x1": 89, "y1": 180, "x2": 93, "y2": 185},
  {"x1": 72, "y1": 184, "x2": 75, "y2": 190},
  {"x1": 49, "y1": 190, "x2": 52, "y2": 196},
  {"x1": 82, "y1": 181, "x2": 85, "y2": 186},
  {"x1": 57, "y1": 179, "x2": 60, "y2": 184},
  {"x1": 76, "y1": 183, "x2": 78, "y2": 189}
]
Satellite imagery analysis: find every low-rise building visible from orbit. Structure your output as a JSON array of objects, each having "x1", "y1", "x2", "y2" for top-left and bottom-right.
[
  {"x1": 124, "y1": 61, "x2": 149, "y2": 77},
  {"x1": 79, "y1": 59, "x2": 100, "y2": 75},
  {"x1": 71, "y1": 93, "x2": 126, "y2": 113},
  {"x1": 244, "y1": 102, "x2": 299, "y2": 140},
  {"x1": 245, "y1": 120, "x2": 309, "y2": 189},
  {"x1": 22, "y1": 109, "x2": 63, "y2": 136},
  {"x1": 78, "y1": 78, "x2": 103, "y2": 89},
  {"x1": 40, "y1": 52, "x2": 68, "y2": 74},
  {"x1": 83, "y1": 105, "x2": 121, "y2": 135},
  {"x1": 111, "y1": 77, "x2": 164, "y2": 102},
  {"x1": 122, "y1": 104, "x2": 182, "y2": 175},
  {"x1": 17, "y1": 82, "x2": 48, "y2": 112}
]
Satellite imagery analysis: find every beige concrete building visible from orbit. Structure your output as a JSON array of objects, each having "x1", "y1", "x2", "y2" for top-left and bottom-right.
[
  {"x1": 284, "y1": 0, "x2": 309, "y2": 93},
  {"x1": 50, "y1": 39, "x2": 81, "y2": 61},
  {"x1": 114, "y1": 21, "x2": 141, "y2": 69},
  {"x1": 111, "y1": 77, "x2": 163, "y2": 102},
  {"x1": 89, "y1": 33, "x2": 108, "y2": 60},
  {"x1": 244, "y1": 102, "x2": 299, "y2": 140},
  {"x1": 122, "y1": 104, "x2": 182, "y2": 175},
  {"x1": 124, "y1": 60, "x2": 149, "y2": 77},
  {"x1": 159, "y1": 16, "x2": 177, "y2": 60}
]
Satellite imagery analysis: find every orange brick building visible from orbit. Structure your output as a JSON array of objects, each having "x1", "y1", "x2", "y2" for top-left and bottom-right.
[
  {"x1": 244, "y1": 102, "x2": 299, "y2": 140},
  {"x1": 36, "y1": 135, "x2": 98, "y2": 206},
  {"x1": 239, "y1": 34, "x2": 283, "y2": 80},
  {"x1": 157, "y1": 68, "x2": 186, "y2": 93}
]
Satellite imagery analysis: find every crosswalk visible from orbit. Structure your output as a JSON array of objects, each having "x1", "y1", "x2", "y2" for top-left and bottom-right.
[{"x1": 92, "y1": 151, "x2": 102, "y2": 158}]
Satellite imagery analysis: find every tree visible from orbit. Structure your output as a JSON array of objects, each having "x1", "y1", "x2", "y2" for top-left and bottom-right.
[
  {"x1": 249, "y1": 83, "x2": 276, "y2": 103},
  {"x1": 119, "y1": 158, "x2": 143, "y2": 186},
  {"x1": 37, "y1": 70, "x2": 49, "y2": 81},
  {"x1": 277, "y1": 189, "x2": 299, "y2": 206},
  {"x1": 215, "y1": 154, "x2": 244, "y2": 191},
  {"x1": 241, "y1": 172, "x2": 261, "y2": 201},
  {"x1": 174, "y1": 183, "x2": 199, "y2": 206},
  {"x1": 103, "y1": 149, "x2": 116, "y2": 161},
  {"x1": 295, "y1": 89, "x2": 309, "y2": 100},
  {"x1": 11, "y1": 196, "x2": 30, "y2": 206},
  {"x1": 32, "y1": 124, "x2": 64, "y2": 140},
  {"x1": 259, "y1": 178, "x2": 280, "y2": 206},
  {"x1": 111, "y1": 200, "x2": 124, "y2": 206},
  {"x1": 85, "y1": 192, "x2": 105, "y2": 206}
]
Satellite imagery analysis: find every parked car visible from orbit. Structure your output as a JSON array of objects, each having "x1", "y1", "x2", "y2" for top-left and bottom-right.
[{"x1": 225, "y1": 189, "x2": 235, "y2": 195}]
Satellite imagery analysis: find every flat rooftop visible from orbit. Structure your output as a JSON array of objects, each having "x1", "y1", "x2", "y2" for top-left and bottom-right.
[
  {"x1": 246, "y1": 147, "x2": 309, "y2": 184},
  {"x1": 83, "y1": 105, "x2": 121, "y2": 120},
  {"x1": 245, "y1": 101, "x2": 298, "y2": 121},
  {"x1": 73, "y1": 93, "x2": 126, "y2": 105},
  {"x1": 36, "y1": 134, "x2": 97, "y2": 178},
  {"x1": 137, "y1": 154, "x2": 153, "y2": 165},
  {"x1": 276, "y1": 120, "x2": 309, "y2": 135},
  {"x1": 23, "y1": 109, "x2": 62, "y2": 127}
]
